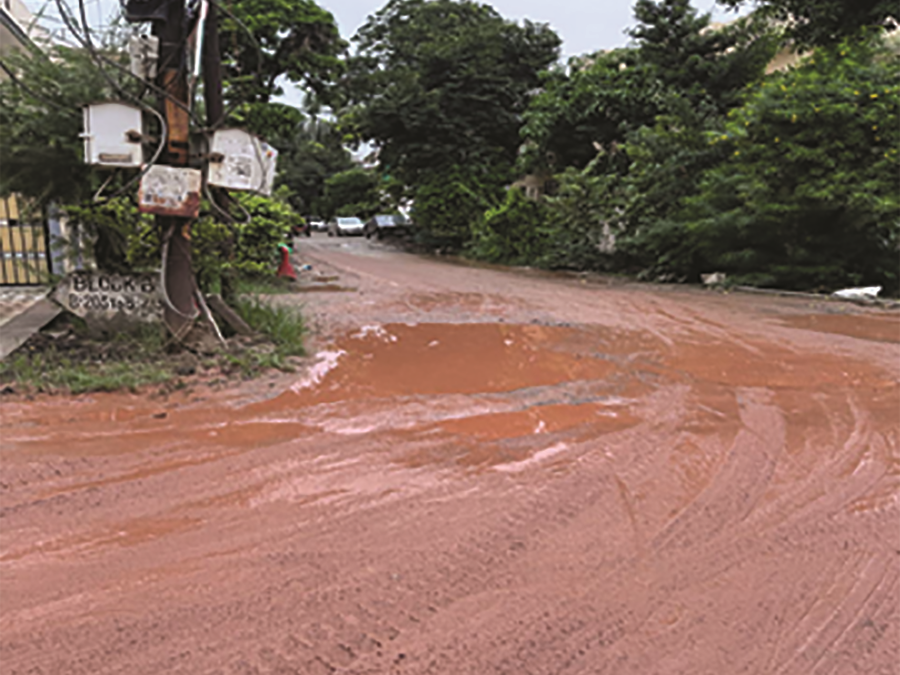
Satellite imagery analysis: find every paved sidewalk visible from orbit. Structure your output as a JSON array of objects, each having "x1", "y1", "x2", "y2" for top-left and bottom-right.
[{"x1": 0, "y1": 286, "x2": 61, "y2": 360}]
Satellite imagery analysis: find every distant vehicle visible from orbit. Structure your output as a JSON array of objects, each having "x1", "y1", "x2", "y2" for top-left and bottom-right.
[
  {"x1": 328, "y1": 216, "x2": 365, "y2": 237},
  {"x1": 306, "y1": 215, "x2": 327, "y2": 232},
  {"x1": 364, "y1": 214, "x2": 411, "y2": 239}
]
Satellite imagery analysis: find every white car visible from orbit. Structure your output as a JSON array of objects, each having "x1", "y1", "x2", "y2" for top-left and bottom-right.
[{"x1": 328, "y1": 216, "x2": 365, "y2": 237}]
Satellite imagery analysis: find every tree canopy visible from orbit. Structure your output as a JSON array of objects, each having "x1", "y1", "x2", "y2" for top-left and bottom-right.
[
  {"x1": 276, "y1": 118, "x2": 355, "y2": 214},
  {"x1": 520, "y1": 0, "x2": 778, "y2": 172},
  {"x1": 717, "y1": 0, "x2": 898, "y2": 47},
  {"x1": 220, "y1": 0, "x2": 346, "y2": 105},
  {"x1": 337, "y1": 0, "x2": 561, "y2": 187},
  {"x1": 0, "y1": 45, "x2": 123, "y2": 205}
]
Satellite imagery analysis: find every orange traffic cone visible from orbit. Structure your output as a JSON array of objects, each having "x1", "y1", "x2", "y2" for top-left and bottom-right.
[{"x1": 277, "y1": 244, "x2": 297, "y2": 280}]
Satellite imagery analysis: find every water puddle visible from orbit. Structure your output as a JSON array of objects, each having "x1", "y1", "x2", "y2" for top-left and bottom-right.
[{"x1": 288, "y1": 323, "x2": 617, "y2": 401}]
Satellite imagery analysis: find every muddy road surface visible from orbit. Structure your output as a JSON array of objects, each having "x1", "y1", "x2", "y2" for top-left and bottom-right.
[{"x1": 2, "y1": 234, "x2": 898, "y2": 674}]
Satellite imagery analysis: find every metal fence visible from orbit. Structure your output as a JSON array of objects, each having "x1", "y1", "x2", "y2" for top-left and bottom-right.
[{"x1": 0, "y1": 195, "x2": 52, "y2": 285}]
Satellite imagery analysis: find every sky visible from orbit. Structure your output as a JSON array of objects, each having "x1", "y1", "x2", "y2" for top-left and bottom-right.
[
  {"x1": 322, "y1": 0, "x2": 743, "y2": 58},
  {"x1": 24, "y1": 0, "x2": 746, "y2": 109},
  {"x1": 28, "y1": 0, "x2": 744, "y2": 60}
]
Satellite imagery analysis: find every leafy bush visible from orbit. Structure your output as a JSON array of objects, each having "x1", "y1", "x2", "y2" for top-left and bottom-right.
[
  {"x1": 63, "y1": 197, "x2": 154, "y2": 275},
  {"x1": 321, "y1": 167, "x2": 383, "y2": 219},
  {"x1": 468, "y1": 188, "x2": 549, "y2": 265},
  {"x1": 412, "y1": 168, "x2": 505, "y2": 250},
  {"x1": 678, "y1": 37, "x2": 900, "y2": 292},
  {"x1": 539, "y1": 158, "x2": 623, "y2": 270},
  {"x1": 96, "y1": 189, "x2": 301, "y2": 298}
]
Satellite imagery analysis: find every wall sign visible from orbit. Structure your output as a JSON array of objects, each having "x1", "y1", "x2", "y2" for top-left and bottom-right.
[{"x1": 53, "y1": 271, "x2": 163, "y2": 329}]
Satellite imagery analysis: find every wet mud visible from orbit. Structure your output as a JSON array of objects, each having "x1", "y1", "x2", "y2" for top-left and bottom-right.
[{"x1": 1, "y1": 239, "x2": 898, "y2": 674}]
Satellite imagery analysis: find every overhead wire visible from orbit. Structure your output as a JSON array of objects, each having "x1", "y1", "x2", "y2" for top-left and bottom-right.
[
  {"x1": 56, "y1": 0, "x2": 203, "y2": 127},
  {"x1": 53, "y1": 0, "x2": 166, "y2": 200},
  {"x1": 0, "y1": 57, "x2": 79, "y2": 115},
  {"x1": 206, "y1": 0, "x2": 265, "y2": 131}
]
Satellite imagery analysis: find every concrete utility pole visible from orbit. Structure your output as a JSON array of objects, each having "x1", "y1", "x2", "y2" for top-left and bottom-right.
[{"x1": 153, "y1": 0, "x2": 198, "y2": 339}]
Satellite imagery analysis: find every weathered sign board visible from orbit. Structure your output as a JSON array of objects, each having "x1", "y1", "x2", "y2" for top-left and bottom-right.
[
  {"x1": 52, "y1": 271, "x2": 163, "y2": 334},
  {"x1": 138, "y1": 165, "x2": 202, "y2": 217}
]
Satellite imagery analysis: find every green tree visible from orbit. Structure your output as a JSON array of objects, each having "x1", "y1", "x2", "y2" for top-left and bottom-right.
[
  {"x1": 520, "y1": 0, "x2": 777, "y2": 173},
  {"x1": 629, "y1": 0, "x2": 778, "y2": 114},
  {"x1": 276, "y1": 118, "x2": 354, "y2": 214},
  {"x1": 218, "y1": 0, "x2": 345, "y2": 143},
  {"x1": 321, "y1": 167, "x2": 384, "y2": 219},
  {"x1": 220, "y1": 0, "x2": 345, "y2": 105},
  {"x1": 676, "y1": 37, "x2": 900, "y2": 291},
  {"x1": 339, "y1": 0, "x2": 561, "y2": 187},
  {"x1": 520, "y1": 48, "x2": 664, "y2": 172},
  {"x1": 0, "y1": 44, "x2": 125, "y2": 204},
  {"x1": 718, "y1": 0, "x2": 898, "y2": 47}
]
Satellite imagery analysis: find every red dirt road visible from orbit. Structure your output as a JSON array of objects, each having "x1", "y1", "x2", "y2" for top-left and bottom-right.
[{"x1": 1, "y1": 236, "x2": 898, "y2": 674}]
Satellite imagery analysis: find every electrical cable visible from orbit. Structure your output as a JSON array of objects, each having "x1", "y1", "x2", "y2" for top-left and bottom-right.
[
  {"x1": 0, "y1": 57, "x2": 79, "y2": 115},
  {"x1": 51, "y1": 0, "x2": 168, "y2": 201},
  {"x1": 159, "y1": 227, "x2": 201, "y2": 327},
  {"x1": 90, "y1": 171, "x2": 115, "y2": 201},
  {"x1": 56, "y1": 0, "x2": 203, "y2": 127},
  {"x1": 194, "y1": 286, "x2": 225, "y2": 344},
  {"x1": 203, "y1": 182, "x2": 233, "y2": 221},
  {"x1": 206, "y1": 0, "x2": 265, "y2": 130}
]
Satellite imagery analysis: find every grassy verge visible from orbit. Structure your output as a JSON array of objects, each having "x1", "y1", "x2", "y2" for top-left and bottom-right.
[
  {"x1": 1, "y1": 354, "x2": 175, "y2": 394},
  {"x1": 233, "y1": 275, "x2": 298, "y2": 296},
  {"x1": 0, "y1": 324, "x2": 174, "y2": 394},
  {"x1": 234, "y1": 296, "x2": 306, "y2": 356},
  {"x1": 222, "y1": 295, "x2": 307, "y2": 377},
  {"x1": 0, "y1": 288, "x2": 308, "y2": 394}
]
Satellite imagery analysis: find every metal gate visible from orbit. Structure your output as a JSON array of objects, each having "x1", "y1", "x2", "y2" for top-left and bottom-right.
[{"x1": 0, "y1": 195, "x2": 52, "y2": 285}]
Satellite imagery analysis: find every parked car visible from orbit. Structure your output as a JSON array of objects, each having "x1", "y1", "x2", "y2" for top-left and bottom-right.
[
  {"x1": 328, "y1": 216, "x2": 365, "y2": 237},
  {"x1": 364, "y1": 214, "x2": 411, "y2": 239},
  {"x1": 306, "y1": 215, "x2": 327, "y2": 232}
]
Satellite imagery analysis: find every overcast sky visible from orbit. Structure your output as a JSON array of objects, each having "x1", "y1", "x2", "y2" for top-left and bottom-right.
[
  {"x1": 30, "y1": 0, "x2": 744, "y2": 59},
  {"x1": 324, "y1": 0, "x2": 742, "y2": 58},
  {"x1": 25, "y1": 0, "x2": 745, "y2": 109}
]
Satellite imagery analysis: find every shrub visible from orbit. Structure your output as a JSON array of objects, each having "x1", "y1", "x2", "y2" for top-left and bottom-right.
[
  {"x1": 469, "y1": 188, "x2": 549, "y2": 265},
  {"x1": 412, "y1": 168, "x2": 505, "y2": 251},
  {"x1": 680, "y1": 36, "x2": 900, "y2": 292}
]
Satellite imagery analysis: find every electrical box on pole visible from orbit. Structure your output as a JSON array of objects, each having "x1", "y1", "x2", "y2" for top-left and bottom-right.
[
  {"x1": 82, "y1": 102, "x2": 144, "y2": 168},
  {"x1": 138, "y1": 165, "x2": 202, "y2": 218},
  {"x1": 207, "y1": 128, "x2": 278, "y2": 196},
  {"x1": 128, "y1": 34, "x2": 159, "y2": 80}
]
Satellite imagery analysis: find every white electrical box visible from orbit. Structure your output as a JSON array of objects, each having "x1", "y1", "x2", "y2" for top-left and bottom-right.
[
  {"x1": 128, "y1": 34, "x2": 159, "y2": 80},
  {"x1": 207, "y1": 128, "x2": 278, "y2": 196},
  {"x1": 82, "y1": 102, "x2": 144, "y2": 168},
  {"x1": 138, "y1": 165, "x2": 202, "y2": 217}
]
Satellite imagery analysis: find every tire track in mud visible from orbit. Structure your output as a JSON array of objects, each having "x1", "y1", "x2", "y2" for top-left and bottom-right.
[{"x1": 2, "y1": 241, "x2": 898, "y2": 675}]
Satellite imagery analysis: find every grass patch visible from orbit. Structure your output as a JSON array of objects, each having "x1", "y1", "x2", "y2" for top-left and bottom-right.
[
  {"x1": 234, "y1": 296, "x2": 306, "y2": 357},
  {"x1": 1, "y1": 347, "x2": 173, "y2": 394},
  {"x1": 0, "y1": 285, "x2": 308, "y2": 395},
  {"x1": 234, "y1": 275, "x2": 298, "y2": 296}
]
